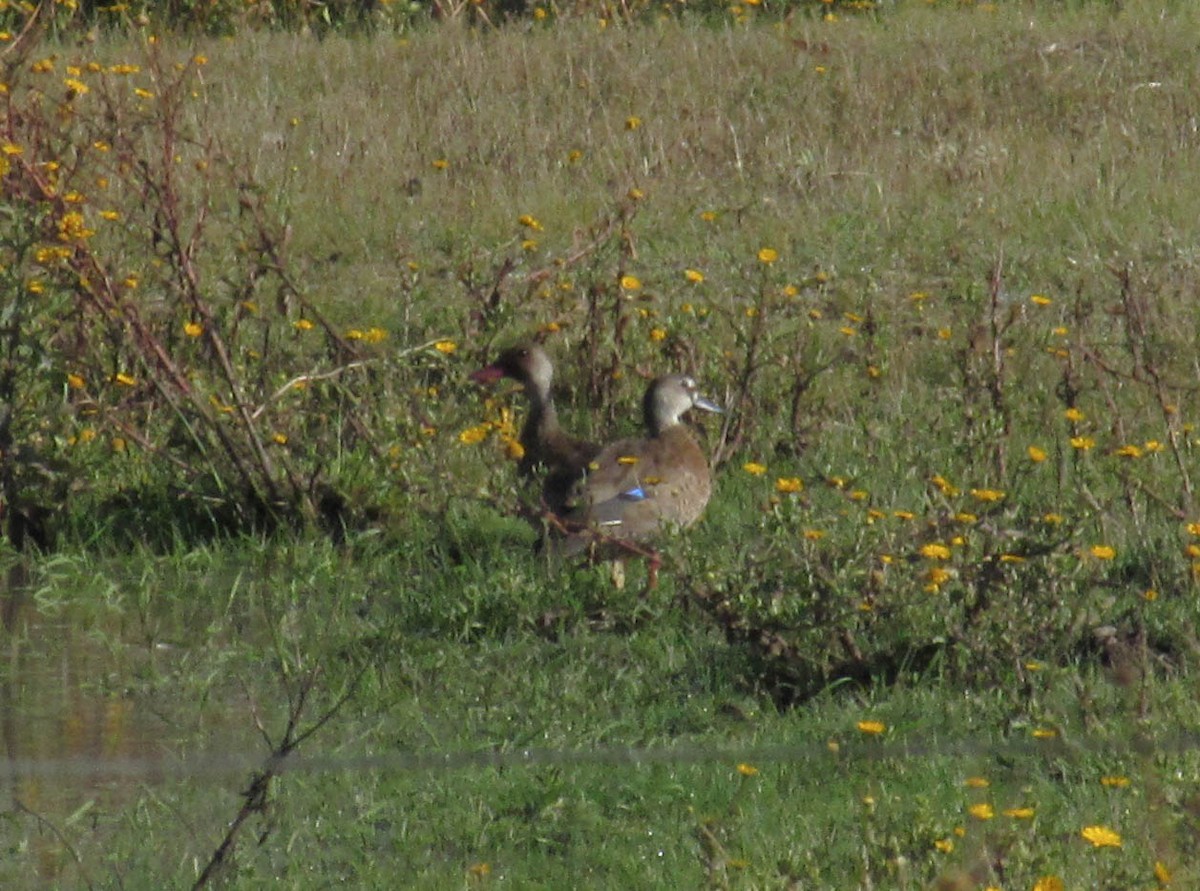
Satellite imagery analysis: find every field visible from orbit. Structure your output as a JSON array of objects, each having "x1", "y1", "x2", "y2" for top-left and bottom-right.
[{"x1": 2, "y1": 2, "x2": 1199, "y2": 888}]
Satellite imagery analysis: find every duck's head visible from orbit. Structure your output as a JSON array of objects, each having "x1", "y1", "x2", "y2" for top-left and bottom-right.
[
  {"x1": 642, "y1": 374, "x2": 722, "y2": 435},
  {"x1": 470, "y1": 343, "x2": 554, "y2": 395}
]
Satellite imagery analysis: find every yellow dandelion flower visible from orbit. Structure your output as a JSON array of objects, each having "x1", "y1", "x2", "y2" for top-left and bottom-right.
[
  {"x1": 272, "y1": 433, "x2": 288, "y2": 445},
  {"x1": 1030, "y1": 294, "x2": 1052, "y2": 305},
  {"x1": 925, "y1": 566, "x2": 952, "y2": 588},
  {"x1": 893, "y1": 510, "x2": 914, "y2": 520},
  {"x1": 968, "y1": 803, "x2": 994, "y2": 820},
  {"x1": 649, "y1": 327, "x2": 667, "y2": 342},
  {"x1": 567, "y1": 149, "x2": 583, "y2": 163},
  {"x1": 699, "y1": 210, "x2": 718, "y2": 222},
  {"x1": 503, "y1": 436, "x2": 525, "y2": 461},
  {"x1": 467, "y1": 862, "x2": 491, "y2": 877},
  {"x1": 1144, "y1": 439, "x2": 1164, "y2": 452},
  {"x1": 1043, "y1": 513, "x2": 1064, "y2": 524},
  {"x1": 1113, "y1": 444, "x2": 1142, "y2": 458},
  {"x1": 1028, "y1": 445, "x2": 1047, "y2": 462},
  {"x1": 617, "y1": 455, "x2": 639, "y2": 465},
  {"x1": 64, "y1": 77, "x2": 88, "y2": 95},
  {"x1": 1052, "y1": 326, "x2": 1069, "y2": 336},
  {"x1": 1032, "y1": 878, "x2": 1064, "y2": 891},
  {"x1": 434, "y1": 340, "x2": 457, "y2": 354},
  {"x1": 458, "y1": 425, "x2": 490, "y2": 445},
  {"x1": 930, "y1": 474, "x2": 958, "y2": 496},
  {"x1": 757, "y1": 247, "x2": 779, "y2": 264},
  {"x1": 1080, "y1": 825, "x2": 1122, "y2": 848},
  {"x1": 1004, "y1": 807, "x2": 1035, "y2": 819},
  {"x1": 1154, "y1": 862, "x2": 1172, "y2": 885},
  {"x1": 1143, "y1": 589, "x2": 1158, "y2": 601},
  {"x1": 517, "y1": 214, "x2": 542, "y2": 231},
  {"x1": 970, "y1": 488, "x2": 1005, "y2": 502},
  {"x1": 431, "y1": 158, "x2": 449, "y2": 170},
  {"x1": 1099, "y1": 775, "x2": 1130, "y2": 788},
  {"x1": 684, "y1": 269, "x2": 704, "y2": 284},
  {"x1": 624, "y1": 116, "x2": 642, "y2": 130},
  {"x1": 627, "y1": 187, "x2": 644, "y2": 201},
  {"x1": 736, "y1": 763, "x2": 758, "y2": 776},
  {"x1": 184, "y1": 321, "x2": 203, "y2": 337},
  {"x1": 919, "y1": 543, "x2": 951, "y2": 560},
  {"x1": 964, "y1": 777, "x2": 990, "y2": 788},
  {"x1": 933, "y1": 838, "x2": 953, "y2": 853},
  {"x1": 113, "y1": 372, "x2": 136, "y2": 387},
  {"x1": 937, "y1": 327, "x2": 952, "y2": 340},
  {"x1": 1032, "y1": 727, "x2": 1058, "y2": 739},
  {"x1": 999, "y1": 554, "x2": 1026, "y2": 563},
  {"x1": 856, "y1": 720, "x2": 886, "y2": 735},
  {"x1": 1064, "y1": 407, "x2": 1085, "y2": 422},
  {"x1": 620, "y1": 274, "x2": 641, "y2": 291},
  {"x1": 839, "y1": 325, "x2": 857, "y2": 337},
  {"x1": 803, "y1": 529, "x2": 825, "y2": 540},
  {"x1": 67, "y1": 373, "x2": 85, "y2": 389},
  {"x1": 743, "y1": 462, "x2": 767, "y2": 476},
  {"x1": 775, "y1": 477, "x2": 803, "y2": 494},
  {"x1": 1070, "y1": 436, "x2": 1095, "y2": 450},
  {"x1": 1089, "y1": 545, "x2": 1116, "y2": 560},
  {"x1": 955, "y1": 512, "x2": 977, "y2": 524},
  {"x1": 293, "y1": 318, "x2": 314, "y2": 331}
]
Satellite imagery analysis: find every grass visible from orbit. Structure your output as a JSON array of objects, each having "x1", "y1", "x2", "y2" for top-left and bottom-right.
[{"x1": 1, "y1": 2, "x2": 1200, "y2": 888}]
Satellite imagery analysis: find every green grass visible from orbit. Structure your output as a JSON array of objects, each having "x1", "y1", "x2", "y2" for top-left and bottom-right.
[{"x1": 2, "y1": 2, "x2": 1200, "y2": 888}]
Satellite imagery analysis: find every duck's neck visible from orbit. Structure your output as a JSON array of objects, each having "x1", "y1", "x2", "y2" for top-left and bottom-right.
[{"x1": 523, "y1": 381, "x2": 560, "y2": 445}]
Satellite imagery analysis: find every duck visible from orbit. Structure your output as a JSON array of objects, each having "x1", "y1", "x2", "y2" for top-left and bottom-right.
[
  {"x1": 470, "y1": 343, "x2": 601, "y2": 513},
  {"x1": 556, "y1": 374, "x2": 721, "y2": 557}
]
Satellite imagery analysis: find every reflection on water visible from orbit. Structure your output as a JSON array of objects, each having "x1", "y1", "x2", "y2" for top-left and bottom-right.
[{"x1": 1, "y1": 564, "x2": 173, "y2": 883}]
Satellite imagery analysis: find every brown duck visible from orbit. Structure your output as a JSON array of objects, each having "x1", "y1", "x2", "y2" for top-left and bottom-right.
[
  {"x1": 470, "y1": 343, "x2": 600, "y2": 513},
  {"x1": 558, "y1": 374, "x2": 721, "y2": 556}
]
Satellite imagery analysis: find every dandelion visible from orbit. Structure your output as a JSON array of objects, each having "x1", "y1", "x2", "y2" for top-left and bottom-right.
[
  {"x1": 699, "y1": 210, "x2": 718, "y2": 222},
  {"x1": 467, "y1": 862, "x2": 491, "y2": 877},
  {"x1": 184, "y1": 321, "x2": 203, "y2": 337},
  {"x1": 920, "y1": 543, "x2": 952, "y2": 560},
  {"x1": 1144, "y1": 589, "x2": 1158, "y2": 601},
  {"x1": 930, "y1": 474, "x2": 958, "y2": 496},
  {"x1": 775, "y1": 477, "x2": 803, "y2": 494},
  {"x1": 839, "y1": 325, "x2": 857, "y2": 337},
  {"x1": 856, "y1": 720, "x2": 886, "y2": 735},
  {"x1": 431, "y1": 158, "x2": 449, "y2": 170},
  {"x1": 293, "y1": 318, "x2": 314, "y2": 331},
  {"x1": 620, "y1": 274, "x2": 641, "y2": 292},
  {"x1": 970, "y1": 488, "x2": 1005, "y2": 502},
  {"x1": 624, "y1": 116, "x2": 642, "y2": 130},
  {"x1": 1003, "y1": 807, "x2": 1035, "y2": 819},
  {"x1": 1043, "y1": 513, "x2": 1064, "y2": 524},
  {"x1": 968, "y1": 803, "x2": 995, "y2": 820},
  {"x1": 434, "y1": 340, "x2": 457, "y2": 354},
  {"x1": 736, "y1": 763, "x2": 759, "y2": 777},
  {"x1": 1155, "y1": 862, "x2": 1172, "y2": 885},
  {"x1": 937, "y1": 327, "x2": 952, "y2": 340},
  {"x1": 1089, "y1": 545, "x2": 1116, "y2": 560},
  {"x1": 1113, "y1": 444, "x2": 1142, "y2": 458},
  {"x1": 1100, "y1": 775, "x2": 1130, "y2": 788},
  {"x1": 964, "y1": 776, "x2": 990, "y2": 788},
  {"x1": 743, "y1": 462, "x2": 767, "y2": 476},
  {"x1": 925, "y1": 567, "x2": 952, "y2": 589},
  {"x1": 1032, "y1": 878, "x2": 1064, "y2": 891},
  {"x1": 1064, "y1": 407, "x2": 1085, "y2": 422},
  {"x1": 67, "y1": 373, "x2": 86, "y2": 389},
  {"x1": 567, "y1": 149, "x2": 582, "y2": 163},
  {"x1": 999, "y1": 554, "x2": 1026, "y2": 563},
  {"x1": 1028, "y1": 445, "x2": 1047, "y2": 462},
  {"x1": 458, "y1": 425, "x2": 490, "y2": 445},
  {"x1": 648, "y1": 328, "x2": 667, "y2": 342},
  {"x1": 1030, "y1": 294, "x2": 1052, "y2": 306},
  {"x1": 1032, "y1": 727, "x2": 1058, "y2": 739},
  {"x1": 955, "y1": 512, "x2": 977, "y2": 524},
  {"x1": 684, "y1": 269, "x2": 704, "y2": 284},
  {"x1": 757, "y1": 247, "x2": 779, "y2": 264},
  {"x1": 1080, "y1": 825, "x2": 1122, "y2": 848},
  {"x1": 272, "y1": 433, "x2": 288, "y2": 445},
  {"x1": 617, "y1": 455, "x2": 639, "y2": 466},
  {"x1": 1070, "y1": 436, "x2": 1095, "y2": 450},
  {"x1": 803, "y1": 529, "x2": 825, "y2": 540},
  {"x1": 113, "y1": 373, "x2": 136, "y2": 387},
  {"x1": 1144, "y1": 439, "x2": 1164, "y2": 453},
  {"x1": 627, "y1": 187, "x2": 644, "y2": 201}
]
